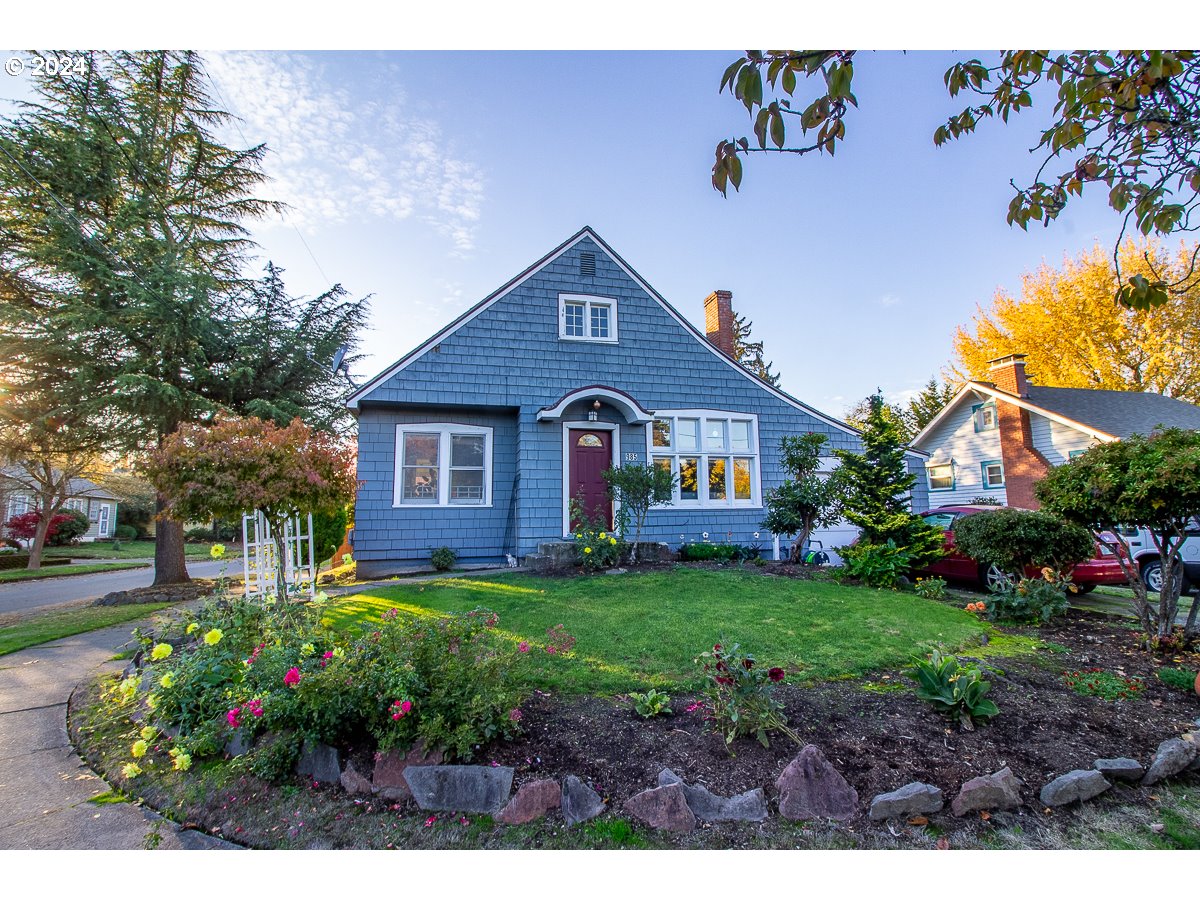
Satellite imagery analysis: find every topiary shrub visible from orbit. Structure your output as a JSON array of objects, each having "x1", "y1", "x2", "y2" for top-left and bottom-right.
[{"x1": 115, "y1": 525, "x2": 138, "y2": 541}]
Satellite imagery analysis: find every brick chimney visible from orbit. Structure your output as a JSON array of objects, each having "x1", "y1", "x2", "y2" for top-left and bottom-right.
[
  {"x1": 704, "y1": 290, "x2": 736, "y2": 359},
  {"x1": 988, "y1": 353, "x2": 1031, "y2": 398},
  {"x1": 987, "y1": 353, "x2": 1050, "y2": 509}
]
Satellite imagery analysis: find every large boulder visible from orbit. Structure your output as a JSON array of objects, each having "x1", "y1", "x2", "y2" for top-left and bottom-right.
[
  {"x1": 657, "y1": 769, "x2": 767, "y2": 822},
  {"x1": 403, "y1": 765, "x2": 514, "y2": 814},
  {"x1": 1039, "y1": 770, "x2": 1111, "y2": 807},
  {"x1": 623, "y1": 783, "x2": 696, "y2": 833},
  {"x1": 372, "y1": 741, "x2": 445, "y2": 800},
  {"x1": 496, "y1": 779, "x2": 561, "y2": 825},
  {"x1": 951, "y1": 767, "x2": 1022, "y2": 816},
  {"x1": 561, "y1": 775, "x2": 606, "y2": 826},
  {"x1": 1142, "y1": 736, "x2": 1199, "y2": 786},
  {"x1": 868, "y1": 782, "x2": 944, "y2": 822},
  {"x1": 775, "y1": 745, "x2": 859, "y2": 822}
]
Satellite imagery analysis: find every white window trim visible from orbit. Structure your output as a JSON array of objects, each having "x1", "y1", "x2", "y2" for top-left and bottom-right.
[
  {"x1": 558, "y1": 293, "x2": 618, "y2": 343},
  {"x1": 927, "y1": 461, "x2": 955, "y2": 492},
  {"x1": 647, "y1": 409, "x2": 761, "y2": 509},
  {"x1": 64, "y1": 498, "x2": 86, "y2": 514},
  {"x1": 393, "y1": 423, "x2": 494, "y2": 508},
  {"x1": 561, "y1": 421, "x2": 621, "y2": 536}
]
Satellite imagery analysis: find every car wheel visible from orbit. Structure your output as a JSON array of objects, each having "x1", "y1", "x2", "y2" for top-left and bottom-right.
[
  {"x1": 980, "y1": 563, "x2": 1015, "y2": 593},
  {"x1": 1141, "y1": 560, "x2": 1183, "y2": 593}
]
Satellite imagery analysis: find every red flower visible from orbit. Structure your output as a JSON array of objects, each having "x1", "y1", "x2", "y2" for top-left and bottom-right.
[
  {"x1": 284, "y1": 667, "x2": 301, "y2": 687},
  {"x1": 768, "y1": 667, "x2": 785, "y2": 682}
]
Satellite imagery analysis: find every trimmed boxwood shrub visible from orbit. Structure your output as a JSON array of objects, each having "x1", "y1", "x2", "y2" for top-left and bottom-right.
[{"x1": 115, "y1": 525, "x2": 138, "y2": 541}]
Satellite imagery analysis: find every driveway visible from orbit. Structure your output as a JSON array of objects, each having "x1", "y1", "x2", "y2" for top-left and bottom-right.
[{"x1": 0, "y1": 560, "x2": 232, "y2": 616}]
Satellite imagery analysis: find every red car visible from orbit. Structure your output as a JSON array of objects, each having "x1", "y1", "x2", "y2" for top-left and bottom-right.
[{"x1": 914, "y1": 505, "x2": 1129, "y2": 593}]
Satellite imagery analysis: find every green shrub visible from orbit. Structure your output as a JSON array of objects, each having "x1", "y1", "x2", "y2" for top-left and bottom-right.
[
  {"x1": 312, "y1": 506, "x2": 349, "y2": 566},
  {"x1": 914, "y1": 576, "x2": 947, "y2": 601},
  {"x1": 1156, "y1": 667, "x2": 1199, "y2": 692},
  {"x1": 114, "y1": 524, "x2": 138, "y2": 541},
  {"x1": 678, "y1": 542, "x2": 759, "y2": 562},
  {"x1": 49, "y1": 508, "x2": 90, "y2": 545},
  {"x1": 1063, "y1": 668, "x2": 1145, "y2": 701},
  {"x1": 985, "y1": 572, "x2": 1072, "y2": 624},
  {"x1": 909, "y1": 650, "x2": 999, "y2": 730},
  {"x1": 129, "y1": 591, "x2": 531, "y2": 777},
  {"x1": 694, "y1": 640, "x2": 797, "y2": 751},
  {"x1": 953, "y1": 507, "x2": 1095, "y2": 575},
  {"x1": 628, "y1": 688, "x2": 672, "y2": 718},
  {"x1": 183, "y1": 527, "x2": 214, "y2": 543},
  {"x1": 430, "y1": 546, "x2": 457, "y2": 571},
  {"x1": 837, "y1": 539, "x2": 913, "y2": 589},
  {"x1": 569, "y1": 499, "x2": 622, "y2": 570}
]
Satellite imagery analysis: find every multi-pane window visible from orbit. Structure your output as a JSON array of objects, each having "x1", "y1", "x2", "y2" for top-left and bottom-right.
[
  {"x1": 927, "y1": 463, "x2": 954, "y2": 491},
  {"x1": 980, "y1": 459, "x2": 1005, "y2": 488},
  {"x1": 5, "y1": 495, "x2": 29, "y2": 521},
  {"x1": 65, "y1": 498, "x2": 86, "y2": 514},
  {"x1": 650, "y1": 411, "x2": 758, "y2": 506},
  {"x1": 395, "y1": 424, "x2": 493, "y2": 507},
  {"x1": 559, "y1": 294, "x2": 617, "y2": 342}
]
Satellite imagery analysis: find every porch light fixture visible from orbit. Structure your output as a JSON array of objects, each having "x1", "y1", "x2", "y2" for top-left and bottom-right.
[{"x1": 588, "y1": 400, "x2": 601, "y2": 422}]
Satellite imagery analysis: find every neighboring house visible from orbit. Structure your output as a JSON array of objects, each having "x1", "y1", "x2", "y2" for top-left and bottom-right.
[
  {"x1": 347, "y1": 227, "x2": 929, "y2": 575},
  {"x1": 0, "y1": 467, "x2": 120, "y2": 543},
  {"x1": 911, "y1": 353, "x2": 1200, "y2": 510}
]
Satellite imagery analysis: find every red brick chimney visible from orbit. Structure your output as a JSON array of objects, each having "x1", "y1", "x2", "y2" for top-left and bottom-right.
[
  {"x1": 988, "y1": 353, "x2": 1031, "y2": 398},
  {"x1": 704, "y1": 290, "x2": 736, "y2": 359},
  {"x1": 988, "y1": 354, "x2": 1049, "y2": 509}
]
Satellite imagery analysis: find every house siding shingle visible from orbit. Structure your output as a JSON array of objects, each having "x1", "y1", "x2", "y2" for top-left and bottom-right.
[{"x1": 353, "y1": 233, "x2": 923, "y2": 571}]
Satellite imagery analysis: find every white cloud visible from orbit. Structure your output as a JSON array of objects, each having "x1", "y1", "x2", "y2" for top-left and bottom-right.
[
  {"x1": 879, "y1": 294, "x2": 901, "y2": 307},
  {"x1": 202, "y1": 52, "x2": 484, "y2": 252}
]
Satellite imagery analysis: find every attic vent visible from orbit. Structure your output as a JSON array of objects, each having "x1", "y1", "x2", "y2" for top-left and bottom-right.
[{"x1": 579, "y1": 252, "x2": 596, "y2": 277}]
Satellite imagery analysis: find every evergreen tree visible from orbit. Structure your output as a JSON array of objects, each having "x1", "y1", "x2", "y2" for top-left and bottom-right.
[
  {"x1": 903, "y1": 376, "x2": 959, "y2": 436},
  {"x1": 732, "y1": 313, "x2": 781, "y2": 387},
  {"x1": 834, "y1": 393, "x2": 943, "y2": 563},
  {"x1": 0, "y1": 52, "x2": 366, "y2": 583}
]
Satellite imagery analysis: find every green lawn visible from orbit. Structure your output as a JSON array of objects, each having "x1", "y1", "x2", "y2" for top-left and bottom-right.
[
  {"x1": 0, "y1": 561, "x2": 149, "y2": 583},
  {"x1": 325, "y1": 569, "x2": 985, "y2": 695},
  {"x1": 0, "y1": 603, "x2": 172, "y2": 656},
  {"x1": 42, "y1": 540, "x2": 229, "y2": 560}
]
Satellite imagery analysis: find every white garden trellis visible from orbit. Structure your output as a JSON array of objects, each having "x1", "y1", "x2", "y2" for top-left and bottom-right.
[{"x1": 241, "y1": 510, "x2": 316, "y2": 601}]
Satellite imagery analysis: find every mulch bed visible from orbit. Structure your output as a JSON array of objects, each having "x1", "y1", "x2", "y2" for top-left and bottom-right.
[
  {"x1": 488, "y1": 610, "x2": 1199, "y2": 809},
  {"x1": 70, "y1": 604, "x2": 1200, "y2": 850}
]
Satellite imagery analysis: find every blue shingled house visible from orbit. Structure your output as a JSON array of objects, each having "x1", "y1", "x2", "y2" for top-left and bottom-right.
[{"x1": 347, "y1": 227, "x2": 928, "y2": 576}]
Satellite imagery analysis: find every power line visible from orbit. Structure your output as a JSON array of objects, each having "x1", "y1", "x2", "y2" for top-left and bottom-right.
[{"x1": 199, "y1": 58, "x2": 334, "y2": 286}]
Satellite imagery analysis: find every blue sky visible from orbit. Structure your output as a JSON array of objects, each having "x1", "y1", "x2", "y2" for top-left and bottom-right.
[{"x1": 0, "y1": 48, "x2": 1134, "y2": 418}]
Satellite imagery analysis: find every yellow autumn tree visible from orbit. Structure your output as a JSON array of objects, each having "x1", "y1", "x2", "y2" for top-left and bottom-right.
[{"x1": 953, "y1": 241, "x2": 1200, "y2": 404}]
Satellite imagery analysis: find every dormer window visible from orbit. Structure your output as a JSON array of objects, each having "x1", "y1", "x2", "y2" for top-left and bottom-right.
[{"x1": 559, "y1": 293, "x2": 617, "y2": 343}]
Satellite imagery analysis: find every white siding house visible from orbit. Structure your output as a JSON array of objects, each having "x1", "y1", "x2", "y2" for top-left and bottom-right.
[
  {"x1": 917, "y1": 389, "x2": 1006, "y2": 507},
  {"x1": 1, "y1": 470, "x2": 119, "y2": 543}
]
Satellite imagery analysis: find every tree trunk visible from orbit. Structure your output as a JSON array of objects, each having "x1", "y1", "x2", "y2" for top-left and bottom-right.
[
  {"x1": 152, "y1": 493, "x2": 190, "y2": 585},
  {"x1": 26, "y1": 512, "x2": 52, "y2": 570},
  {"x1": 791, "y1": 523, "x2": 813, "y2": 563}
]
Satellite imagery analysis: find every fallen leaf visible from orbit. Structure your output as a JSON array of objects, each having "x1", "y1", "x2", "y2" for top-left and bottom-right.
[
  {"x1": 979, "y1": 810, "x2": 991, "y2": 821},
  {"x1": 907, "y1": 816, "x2": 929, "y2": 826}
]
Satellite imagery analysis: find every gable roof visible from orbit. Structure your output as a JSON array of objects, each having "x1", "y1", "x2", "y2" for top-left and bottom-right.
[
  {"x1": 0, "y1": 467, "x2": 118, "y2": 501},
  {"x1": 1024, "y1": 386, "x2": 1200, "y2": 439},
  {"x1": 912, "y1": 381, "x2": 1200, "y2": 449},
  {"x1": 349, "y1": 226, "x2": 908, "y2": 450}
]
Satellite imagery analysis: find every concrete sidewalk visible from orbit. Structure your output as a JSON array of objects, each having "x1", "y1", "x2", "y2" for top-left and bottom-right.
[{"x1": 0, "y1": 613, "x2": 237, "y2": 849}]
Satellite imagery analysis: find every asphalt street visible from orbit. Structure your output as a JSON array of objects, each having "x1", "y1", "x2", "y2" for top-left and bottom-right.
[{"x1": 0, "y1": 559, "x2": 232, "y2": 616}]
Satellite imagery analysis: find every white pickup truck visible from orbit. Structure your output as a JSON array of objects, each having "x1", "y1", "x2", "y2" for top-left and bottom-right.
[{"x1": 1117, "y1": 519, "x2": 1200, "y2": 594}]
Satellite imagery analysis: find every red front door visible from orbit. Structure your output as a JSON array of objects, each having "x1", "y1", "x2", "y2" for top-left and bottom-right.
[{"x1": 568, "y1": 429, "x2": 612, "y2": 530}]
